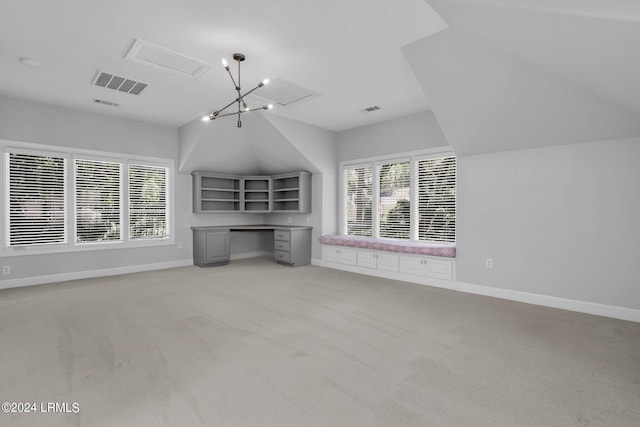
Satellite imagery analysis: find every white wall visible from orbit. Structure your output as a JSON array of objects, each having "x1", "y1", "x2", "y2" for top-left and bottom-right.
[
  {"x1": 456, "y1": 137, "x2": 640, "y2": 311},
  {"x1": 0, "y1": 95, "x2": 192, "y2": 286},
  {"x1": 337, "y1": 110, "x2": 449, "y2": 161},
  {"x1": 264, "y1": 115, "x2": 338, "y2": 261},
  {"x1": 334, "y1": 110, "x2": 640, "y2": 317}
]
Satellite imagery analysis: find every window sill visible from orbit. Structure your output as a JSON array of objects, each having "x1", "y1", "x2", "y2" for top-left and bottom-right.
[{"x1": 1, "y1": 237, "x2": 175, "y2": 258}]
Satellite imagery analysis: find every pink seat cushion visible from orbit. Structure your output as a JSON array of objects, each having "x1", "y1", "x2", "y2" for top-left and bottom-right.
[{"x1": 320, "y1": 234, "x2": 456, "y2": 258}]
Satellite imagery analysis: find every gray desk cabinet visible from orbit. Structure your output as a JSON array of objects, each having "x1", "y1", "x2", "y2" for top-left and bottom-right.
[
  {"x1": 274, "y1": 228, "x2": 312, "y2": 266},
  {"x1": 193, "y1": 229, "x2": 230, "y2": 266},
  {"x1": 191, "y1": 225, "x2": 312, "y2": 267}
]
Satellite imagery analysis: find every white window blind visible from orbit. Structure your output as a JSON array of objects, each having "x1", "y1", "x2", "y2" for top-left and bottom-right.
[
  {"x1": 345, "y1": 165, "x2": 373, "y2": 236},
  {"x1": 417, "y1": 156, "x2": 456, "y2": 243},
  {"x1": 379, "y1": 161, "x2": 411, "y2": 239},
  {"x1": 75, "y1": 159, "x2": 122, "y2": 243},
  {"x1": 128, "y1": 164, "x2": 169, "y2": 240},
  {"x1": 7, "y1": 152, "x2": 66, "y2": 246}
]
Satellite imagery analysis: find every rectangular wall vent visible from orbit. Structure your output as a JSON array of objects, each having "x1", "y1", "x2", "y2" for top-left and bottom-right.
[
  {"x1": 93, "y1": 99, "x2": 119, "y2": 107},
  {"x1": 93, "y1": 71, "x2": 149, "y2": 95},
  {"x1": 361, "y1": 106, "x2": 381, "y2": 113}
]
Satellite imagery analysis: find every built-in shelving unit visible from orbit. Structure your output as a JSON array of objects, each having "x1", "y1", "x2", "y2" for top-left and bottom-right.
[
  {"x1": 241, "y1": 176, "x2": 272, "y2": 213},
  {"x1": 192, "y1": 171, "x2": 311, "y2": 214},
  {"x1": 272, "y1": 171, "x2": 311, "y2": 213},
  {"x1": 192, "y1": 172, "x2": 240, "y2": 213}
]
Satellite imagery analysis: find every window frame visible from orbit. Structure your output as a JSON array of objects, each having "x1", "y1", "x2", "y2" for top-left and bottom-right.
[
  {"x1": 340, "y1": 147, "x2": 456, "y2": 244},
  {"x1": 1, "y1": 139, "x2": 175, "y2": 257},
  {"x1": 343, "y1": 162, "x2": 374, "y2": 237}
]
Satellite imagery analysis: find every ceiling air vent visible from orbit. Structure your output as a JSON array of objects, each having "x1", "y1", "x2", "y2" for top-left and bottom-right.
[
  {"x1": 361, "y1": 106, "x2": 381, "y2": 113},
  {"x1": 93, "y1": 99, "x2": 119, "y2": 107},
  {"x1": 93, "y1": 71, "x2": 149, "y2": 95}
]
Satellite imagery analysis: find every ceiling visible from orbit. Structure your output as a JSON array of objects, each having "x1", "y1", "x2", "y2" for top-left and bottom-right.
[
  {"x1": 0, "y1": 0, "x2": 448, "y2": 132},
  {"x1": 404, "y1": 0, "x2": 640, "y2": 156}
]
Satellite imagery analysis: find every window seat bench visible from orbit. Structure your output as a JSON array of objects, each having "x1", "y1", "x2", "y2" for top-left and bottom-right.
[
  {"x1": 319, "y1": 234, "x2": 456, "y2": 288},
  {"x1": 319, "y1": 234, "x2": 456, "y2": 258}
]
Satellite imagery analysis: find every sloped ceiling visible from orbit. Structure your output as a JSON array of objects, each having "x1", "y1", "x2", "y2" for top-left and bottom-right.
[
  {"x1": 178, "y1": 113, "x2": 317, "y2": 175},
  {"x1": 404, "y1": 0, "x2": 640, "y2": 156}
]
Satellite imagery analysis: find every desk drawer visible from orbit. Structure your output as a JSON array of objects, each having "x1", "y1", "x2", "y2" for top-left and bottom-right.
[
  {"x1": 274, "y1": 230, "x2": 291, "y2": 242},
  {"x1": 274, "y1": 241, "x2": 290, "y2": 252},
  {"x1": 274, "y1": 251, "x2": 291, "y2": 263}
]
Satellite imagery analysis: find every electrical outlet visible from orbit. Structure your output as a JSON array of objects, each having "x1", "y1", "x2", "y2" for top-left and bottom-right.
[
  {"x1": 306, "y1": 216, "x2": 310, "y2": 224},
  {"x1": 178, "y1": 241, "x2": 183, "y2": 249},
  {"x1": 485, "y1": 258, "x2": 493, "y2": 269},
  {"x1": 287, "y1": 217, "x2": 292, "y2": 224},
  {"x1": 2, "y1": 265, "x2": 10, "y2": 275}
]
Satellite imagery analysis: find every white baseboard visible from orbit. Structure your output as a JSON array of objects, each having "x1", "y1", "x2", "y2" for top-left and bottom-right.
[
  {"x1": 0, "y1": 259, "x2": 194, "y2": 290},
  {"x1": 455, "y1": 281, "x2": 640, "y2": 323},
  {"x1": 319, "y1": 257, "x2": 639, "y2": 323},
  {"x1": 311, "y1": 258, "x2": 323, "y2": 266}
]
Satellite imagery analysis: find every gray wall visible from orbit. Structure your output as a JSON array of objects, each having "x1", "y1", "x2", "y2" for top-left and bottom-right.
[
  {"x1": 337, "y1": 110, "x2": 448, "y2": 161},
  {"x1": 0, "y1": 95, "x2": 191, "y2": 283},
  {"x1": 335, "y1": 110, "x2": 640, "y2": 311},
  {"x1": 457, "y1": 137, "x2": 640, "y2": 310}
]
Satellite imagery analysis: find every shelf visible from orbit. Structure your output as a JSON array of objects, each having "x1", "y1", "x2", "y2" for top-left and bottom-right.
[
  {"x1": 201, "y1": 187, "x2": 240, "y2": 192},
  {"x1": 194, "y1": 171, "x2": 309, "y2": 214}
]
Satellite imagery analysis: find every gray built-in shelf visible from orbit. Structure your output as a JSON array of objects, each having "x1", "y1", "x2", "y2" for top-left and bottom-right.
[
  {"x1": 272, "y1": 171, "x2": 311, "y2": 214},
  {"x1": 192, "y1": 171, "x2": 311, "y2": 214}
]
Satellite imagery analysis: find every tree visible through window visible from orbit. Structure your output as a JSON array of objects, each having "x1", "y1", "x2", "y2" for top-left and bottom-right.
[
  {"x1": 346, "y1": 166, "x2": 372, "y2": 236},
  {"x1": 7, "y1": 153, "x2": 66, "y2": 246},
  {"x1": 343, "y1": 152, "x2": 456, "y2": 243},
  {"x1": 379, "y1": 161, "x2": 411, "y2": 239},
  {"x1": 128, "y1": 164, "x2": 168, "y2": 239},
  {"x1": 418, "y1": 156, "x2": 456, "y2": 243},
  {"x1": 5, "y1": 148, "x2": 172, "y2": 250},
  {"x1": 75, "y1": 159, "x2": 121, "y2": 243}
]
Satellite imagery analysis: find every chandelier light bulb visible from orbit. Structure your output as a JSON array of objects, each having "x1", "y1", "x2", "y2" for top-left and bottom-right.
[{"x1": 206, "y1": 53, "x2": 269, "y2": 127}]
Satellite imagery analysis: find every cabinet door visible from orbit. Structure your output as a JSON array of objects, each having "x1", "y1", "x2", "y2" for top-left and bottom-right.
[
  {"x1": 399, "y1": 256, "x2": 426, "y2": 276},
  {"x1": 323, "y1": 246, "x2": 357, "y2": 265},
  {"x1": 376, "y1": 253, "x2": 399, "y2": 272},
  {"x1": 357, "y1": 251, "x2": 377, "y2": 269},
  {"x1": 424, "y1": 258, "x2": 453, "y2": 280},
  {"x1": 205, "y1": 231, "x2": 230, "y2": 264}
]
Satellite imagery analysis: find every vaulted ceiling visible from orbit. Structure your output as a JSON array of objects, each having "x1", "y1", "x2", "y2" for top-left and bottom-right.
[
  {"x1": 0, "y1": 0, "x2": 446, "y2": 132},
  {"x1": 405, "y1": 0, "x2": 640, "y2": 156},
  {"x1": 1, "y1": 0, "x2": 638, "y2": 164}
]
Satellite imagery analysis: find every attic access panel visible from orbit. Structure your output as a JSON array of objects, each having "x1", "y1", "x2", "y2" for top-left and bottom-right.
[
  {"x1": 125, "y1": 38, "x2": 210, "y2": 79},
  {"x1": 248, "y1": 78, "x2": 316, "y2": 108}
]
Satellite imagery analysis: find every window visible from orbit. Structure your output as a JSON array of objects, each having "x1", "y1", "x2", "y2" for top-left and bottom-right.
[
  {"x1": 417, "y1": 156, "x2": 456, "y2": 243},
  {"x1": 75, "y1": 158, "x2": 122, "y2": 243},
  {"x1": 345, "y1": 165, "x2": 372, "y2": 236},
  {"x1": 379, "y1": 161, "x2": 411, "y2": 239},
  {"x1": 128, "y1": 164, "x2": 169, "y2": 239},
  {"x1": 7, "y1": 152, "x2": 66, "y2": 246},
  {"x1": 341, "y1": 150, "x2": 456, "y2": 244},
  {"x1": 3, "y1": 144, "x2": 173, "y2": 254}
]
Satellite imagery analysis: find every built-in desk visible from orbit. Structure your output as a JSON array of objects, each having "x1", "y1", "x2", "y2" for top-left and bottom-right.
[{"x1": 191, "y1": 225, "x2": 313, "y2": 267}]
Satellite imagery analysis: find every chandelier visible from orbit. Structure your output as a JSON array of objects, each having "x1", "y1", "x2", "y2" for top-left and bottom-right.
[{"x1": 202, "y1": 53, "x2": 273, "y2": 128}]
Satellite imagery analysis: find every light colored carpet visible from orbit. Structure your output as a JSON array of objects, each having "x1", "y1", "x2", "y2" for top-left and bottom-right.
[{"x1": 1, "y1": 257, "x2": 639, "y2": 426}]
